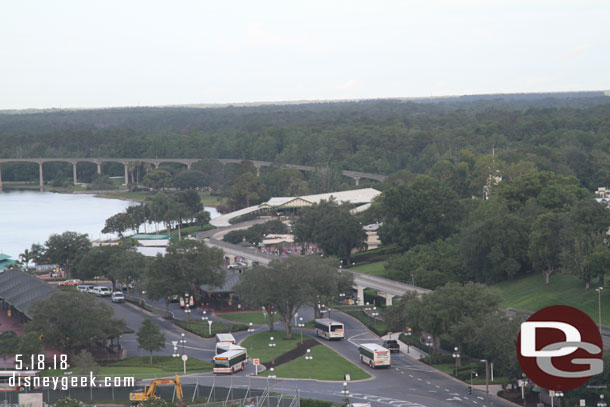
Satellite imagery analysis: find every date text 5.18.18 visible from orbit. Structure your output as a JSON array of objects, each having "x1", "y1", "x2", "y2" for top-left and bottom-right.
[{"x1": 15, "y1": 354, "x2": 68, "y2": 370}]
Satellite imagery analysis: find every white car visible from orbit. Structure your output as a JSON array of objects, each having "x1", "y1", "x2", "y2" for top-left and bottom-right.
[
  {"x1": 76, "y1": 285, "x2": 89, "y2": 293},
  {"x1": 93, "y1": 286, "x2": 112, "y2": 297},
  {"x1": 111, "y1": 292, "x2": 125, "y2": 303},
  {"x1": 228, "y1": 261, "x2": 248, "y2": 270}
]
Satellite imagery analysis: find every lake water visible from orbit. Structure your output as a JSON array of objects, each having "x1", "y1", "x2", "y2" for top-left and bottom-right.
[{"x1": 0, "y1": 190, "x2": 219, "y2": 260}]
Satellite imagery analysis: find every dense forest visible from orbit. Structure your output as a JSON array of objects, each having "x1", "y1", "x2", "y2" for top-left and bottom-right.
[
  {"x1": 3, "y1": 92, "x2": 610, "y2": 289},
  {"x1": 1, "y1": 92, "x2": 610, "y2": 189}
]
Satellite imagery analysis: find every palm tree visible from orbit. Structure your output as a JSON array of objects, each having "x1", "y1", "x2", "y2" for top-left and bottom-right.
[{"x1": 19, "y1": 249, "x2": 33, "y2": 270}]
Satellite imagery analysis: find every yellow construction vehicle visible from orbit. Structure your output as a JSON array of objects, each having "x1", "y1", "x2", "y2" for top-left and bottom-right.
[{"x1": 129, "y1": 375, "x2": 185, "y2": 406}]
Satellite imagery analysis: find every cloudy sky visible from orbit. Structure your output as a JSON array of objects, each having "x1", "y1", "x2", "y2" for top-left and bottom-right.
[{"x1": 1, "y1": 0, "x2": 609, "y2": 109}]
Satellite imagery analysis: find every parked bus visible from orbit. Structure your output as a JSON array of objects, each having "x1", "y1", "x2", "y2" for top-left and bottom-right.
[
  {"x1": 213, "y1": 347, "x2": 248, "y2": 374},
  {"x1": 314, "y1": 318, "x2": 344, "y2": 340},
  {"x1": 0, "y1": 370, "x2": 41, "y2": 392},
  {"x1": 215, "y1": 333, "x2": 238, "y2": 355},
  {"x1": 358, "y1": 343, "x2": 391, "y2": 368}
]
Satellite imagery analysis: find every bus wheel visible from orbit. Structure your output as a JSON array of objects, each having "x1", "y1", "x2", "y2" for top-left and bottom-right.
[
  {"x1": 231, "y1": 367, "x2": 235, "y2": 374},
  {"x1": 369, "y1": 361, "x2": 373, "y2": 368}
]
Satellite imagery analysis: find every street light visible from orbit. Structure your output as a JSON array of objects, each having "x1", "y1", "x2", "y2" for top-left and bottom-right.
[
  {"x1": 298, "y1": 317, "x2": 305, "y2": 344},
  {"x1": 596, "y1": 287, "x2": 604, "y2": 333},
  {"x1": 518, "y1": 374, "x2": 528, "y2": 407},
  {"x1": 341, "y1": 381, "x2": 350, "y2": 405},
  {"x1": 184, "y1": 293, "x2": 191, "y2": 328},
  {"x1": 598, "y1": 394, "x2": 607, "y2": 407},
  {"x1": 480, "y1": 359, "x2": 490, "y2": 407},
  {"x1": 469, "y1": 371, "x2": 477, "y2": 395},
  {"x1": 452, "y1": 347, "x2": 460, "y2": 377},
  {"x1": 172, "y1": 341, "x2": 179, "y2": 372},
  {"x1": 180, "y1": 333, "x2": 186, "y2": 355},
  {"x1": 269, "y1": 336, "x2": 276, "y2": 365},
  {"x1": 371, "y1": 307, "x2": 379, "y2": 328},
  {"x1": 248, "y1": 322, "x2": 255, "y2": 333},
  {"x1": 549, "y1": 390, "x2": 564, "y2": 407},
  {"x1": 404, "y1": 328, "x2": 412, "y2": 353},
  {"x1": 425, "y1": 335, "x2": 433, "y2": 353},
  {"x1": 305, "y1": 348, "x2": 313, "y2": 379}
]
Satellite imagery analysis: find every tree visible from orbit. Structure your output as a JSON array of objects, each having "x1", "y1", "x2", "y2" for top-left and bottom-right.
[
  {"x1": 72, "y1": 350, "x2": 100, "y2": 375},
  {"x1": 0, "y1": 331, "x2": 19, "y2": 361},
  {"x1": 529, "y1": 212, "x2": 566, "y2": 284},
  {"x1": 379, "y1": 175, "x2": 462, "y2": 249},
  {"x1": 143, "y1": 169, "x2": 173, "y2": 191},
  {"x1": 293, "y1": 199, "x2": 367, "y2": 263},
  {"x1": 460, "y1": 199, "x2": 530, "y2": 283},
  {"x1": 102, "y1": 212, "x2": 131, "y2": 237},
  {"x1": 173, "y1": 170, "x2": 207, "y2": 190},
  {"x1": 587, "y1": 243, "x2": 610, "y2": 287},
  {"x1": 231, "y1": 172, "x2": 266, "y2": 208},
  {"x1": 74, "y1": 244, "x2": 145, "y2": 290},
  {"x1": 236, "y1": 256, "x2": 353, "y2": 338},
  {"x1": 195, "y1": 210, "x2": 211, "y2": 227},
  {"x1": 43, "y1": 231, "x2": 91, "y2": 277},
  {"x1": 385, "y1": 282, "x2": 501, "y2": 350},
  {"x1": 17, "y1": 333, "x2": 43, "y2": 362},
  {"x1": 26, "y1": 291, "x2": 125, "y2": 354},
  {"x1": 29, "y1": 243, "x2": 46, "y2": 265},
  {"x1": 137, "y1": 319, "x2": 166, "y2": 364},
  {"x1": 55, "y1": 398, "x2": 83, "y2": 407},
  {"x1": 19, "y1": 249, "x2": 34, "y2": 269},
  {"x1": 145, "y1": 240, "x2": 224, "y2": 307}
]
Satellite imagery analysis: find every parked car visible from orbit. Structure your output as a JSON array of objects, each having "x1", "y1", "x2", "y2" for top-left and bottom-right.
[
  {"x1": 382, "y1": 339, "x2": 400, "y2": 353},
  {"x1": 59, "y1": 279, "x2": 82, "y2": 286},
  {"x1": 85, "y1": 285, "x2": 96, "y2": 294},
  {"x1": 76, "y1": 285, "x2": 89, "y2": 293},
  {"x1": 228, "y1": 261, "x2": 248, "y2": 270},
  {"x1": 111, "y1": 292, "x2": 125, "y2": 303},
  {"x1": 92, "y1": 286, "x2": 112, "y2": 297}
]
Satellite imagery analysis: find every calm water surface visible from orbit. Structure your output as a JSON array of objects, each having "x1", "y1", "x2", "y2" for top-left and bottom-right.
[{"x1": 0, "y1": 191, "x2": 219, "y2": 259}]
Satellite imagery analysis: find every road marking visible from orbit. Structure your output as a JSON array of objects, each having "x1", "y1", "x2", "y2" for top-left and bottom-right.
[
  {"x1": 473, "y1": 401, "x2": 478, "y2": 404},
  {"x1": 409, "y1": 374, "x2": 414, "y2": 377},
  {"x1": 478, "y1": 396, "x2": 484, "y2": 400},
  {"x1": 444, "y1": 389, "x2": 450, "y2": 392},
  {"x1": 435, "y1": 385, "x2": 440, "y2": 388},
  {"x1": 425, "y1": 381, "x2": 431, "y2": 385}
]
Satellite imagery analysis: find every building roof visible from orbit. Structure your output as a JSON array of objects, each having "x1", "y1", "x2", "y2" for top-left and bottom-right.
[
  {"x1": 199, "y1": 270, "x2": 241, "y2": 293},
  {"x1": 131, "y1": 234, "x2": 172, "y2": 240},
  {"x1": 0, "y1": 269, "x2": 56, "y2": 319}
]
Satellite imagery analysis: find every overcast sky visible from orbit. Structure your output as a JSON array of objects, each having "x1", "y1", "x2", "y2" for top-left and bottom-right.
[{"x1": 1, "y1": 0, "x2": 609, "y2": 110}]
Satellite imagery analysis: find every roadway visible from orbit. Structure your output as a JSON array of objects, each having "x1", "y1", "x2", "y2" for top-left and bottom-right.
[{"x1": 103, "y1": 288, "x2": 518, "y2": 407}]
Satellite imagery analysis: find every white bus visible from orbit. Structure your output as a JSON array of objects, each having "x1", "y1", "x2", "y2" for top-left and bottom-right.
[
  {"x1": 314, "y1": 318, "x2": 344, "y2": 340},
  {"x1": 358, "y1": 343, "x2": 391, "y2": 368},
  {"x1": 0, "y1": 370, "x2": 41, "y2": 392},
  {"x1": 213, "y1": 347, "x2": 248, "y2": 374}
]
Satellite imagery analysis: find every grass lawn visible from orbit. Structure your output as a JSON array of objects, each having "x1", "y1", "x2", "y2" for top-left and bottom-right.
[
  {"x1": 351, "y1": 261, "x2": 390, "y2": 278},
  {"x1": 494, "y1": 273, "x2": 610, "y2": 324},
  {"x1": 430, "y1": 362, "x2": 509, "y2": 386},
  {"x1": 198, "y1": 191, "x2": 226, "y2": 207},
  {"x1": 241, "y1": 330, "x2": 301, "y2": 363},
  {"x1": 175, "y1": 320, "x2": 247, "y2": 338},
  {"x1": 342, "y1": 309, "x2": 388, "y2": 336},
  {"x1": 217, "y1": 311, "x2": 271, "y2": 325},
  {"x1": 260, "y1": 344, "x2": 370, "y2": 381},
  {"x1": 42, "y1": 356, "x2": 212, "y2": 378}
]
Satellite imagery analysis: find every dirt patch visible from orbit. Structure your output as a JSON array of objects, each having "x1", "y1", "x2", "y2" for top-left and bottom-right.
[{"x1": 262, "y1": 338, "x2": 319, "y2": 369}]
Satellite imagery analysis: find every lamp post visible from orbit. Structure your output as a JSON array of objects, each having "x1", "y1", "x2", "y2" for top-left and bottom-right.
[
  {"x1": 341, "y1": 381, "x2": 350, "y2": 405},
  {"x1": 248, "y1": 322, "x2": 255, "y2": 334},
  {"x1": 184, "y1": 294, "x2": 191, "y2": 328},
  {"x1": 452, "y1": 347, "x2": 460, "y2": 377},
  {"x1": 298, "y1": 317, "x2": 304, "y2": 344},
  {"x1": 371, "y1": 307, "x2": 379, "y2": 328},
  {"x1": 172, "y1": 341, "x2": 179, "y2": 372},
  {"x1": 549, "y1": 390, "x2": 564, "y2": 407},
  {"x1": 596, "y1": 287, "x2": 603, "y2": 333},
  {"x1": 480, "y1": 359, "x2": 490, "y2": 407},
  {"x1": 469, "y1": 371, "x2": 477, "y2": 395},
  {"x1": 425, "y1": 335, "x2": 433, "y2": 353},
  {"x1": 404, "y1": 327, "x2": 412, "y2": 353},
  {"x1": 269, "y1": 336, "x2": 276, "y2": 365},
  {"x1": 518, "y1": 373, "x2": 528, "y2": 407},
  {"x1": 598, "y1": 394, "x2": 607, "y2": 407},
  {"x1": 180, "y1": 333, "x2": 186, "y2": 355},
  {"x1": 305, "y1": 348, "x2": 313, "y2": 379}
]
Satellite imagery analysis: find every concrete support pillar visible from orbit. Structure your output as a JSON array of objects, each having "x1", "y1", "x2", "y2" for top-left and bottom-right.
[
  {"x1": 39, "y1": 162, "x2": 44, "y2": 190},
  {"x1": 123, "y1": 162, "x2": 129, "y2": 185},
  {"x1": 186, "y1": 162, "x2": 192, "y2": 170},
  {"x1": 255, "y1": 165, "x2": 261, "y2": 177},
  {"x1": 356, "y1": 286, "x2": 364, "y2": 306},
  {"x1": 0, "y1": 166, "x2": 3, "y2": 191},
  {"x1": 354, "y1": 176, "x2": 360, "y2": 186},
  {"x1": 383, "y1": 293, "x2": 393, "y2": 306},
  {"x1": 72, "y1": 162, "x2": 78, "y2": 185},
  {"x1": 96, "y1": 161, "x2": 102, "y2": 175}
]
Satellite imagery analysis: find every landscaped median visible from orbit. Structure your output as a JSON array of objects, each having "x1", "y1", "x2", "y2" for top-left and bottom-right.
[
  {"x1": 175, "y1": 320, "x2": 247, "y2": 338},
  {"x1": 241, "y1": 330, "x2": 370, "y2": 381},
  {"x1": 216, "y1": 310, "x2": 269, "y2": 325}
]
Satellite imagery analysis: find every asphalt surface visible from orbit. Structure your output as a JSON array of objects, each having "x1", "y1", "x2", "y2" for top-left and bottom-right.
[{"x1": 100, "y1": 289, "x2": 519, "y2": 407}]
